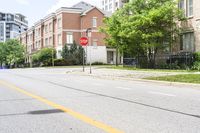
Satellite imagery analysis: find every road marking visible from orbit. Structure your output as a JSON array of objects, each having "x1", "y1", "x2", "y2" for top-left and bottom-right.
[
  {"x1": 0, "y1": 80, "x2": 123, "y2": 133},
  {"x1": 116, "y1": 87, "x2": 132, "y2": 90},
  {"x1": 92, "y1": 83, "x2": 104, "y2": 86},
  {"x1": 149, "y1": 91, "x2": 176, "y2": 97}
]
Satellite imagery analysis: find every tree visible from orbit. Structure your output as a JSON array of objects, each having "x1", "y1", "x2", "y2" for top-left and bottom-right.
[
  {"x1": 61, "y1": 41, "x2": 84, "y2": 65},
  {"x1": 37, "y1": 48, "x2": 56, "y2": 66},
  {"x1": 4, "y1": 39, "x2": 25, "y2": 68},
  {"x1": 61, "y1": 44, "x2": 69, "y2": 60},
  {"x1": 101, "y1": 0, "x2": 184, "y2": 68},
  {"x1": 0, "y1": 42, "x2": 6, "y2": 68}
]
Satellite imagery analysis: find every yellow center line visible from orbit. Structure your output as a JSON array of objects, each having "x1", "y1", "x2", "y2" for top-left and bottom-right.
[{"x1": 0, "y1": 80, "x2": 124, "y2": 133}]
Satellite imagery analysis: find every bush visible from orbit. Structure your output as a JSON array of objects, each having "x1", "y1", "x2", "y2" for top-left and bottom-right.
[
  {"x1": 54, "y1": 59, "x2": 72, "y2": 66},
  {"x1": 192, "y1": 62, "x2": 200, "y2": 71},
  {"x1": 92, "y1": 62, "x2": 105, "y2": 65},
  {"x1": 32, "y1": 48, "x2": 56, "y2": 67},
  {"x1": 193, "y1": 52, "x2": 200, "y2": 62}
]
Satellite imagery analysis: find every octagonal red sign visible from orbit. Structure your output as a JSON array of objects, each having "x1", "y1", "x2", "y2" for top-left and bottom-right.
[{"x1": 80, "y1": 37, "x2": 88, "y2": 46}]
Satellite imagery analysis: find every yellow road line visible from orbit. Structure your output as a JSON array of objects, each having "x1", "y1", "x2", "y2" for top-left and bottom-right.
[{"x1": 0, "y1": 80, "x2": 123, "y2": 133}]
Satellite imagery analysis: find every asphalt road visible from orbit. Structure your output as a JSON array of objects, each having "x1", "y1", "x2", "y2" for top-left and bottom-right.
[{"x1": 0, "y1": 68, "x2": 200, "y2": 133}]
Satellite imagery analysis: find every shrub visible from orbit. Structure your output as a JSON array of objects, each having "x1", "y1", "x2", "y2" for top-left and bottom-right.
[
  {"x1": 192, "y1": 62, "x2": 200, "y2": 71},
  {"x1": 92, "y1": 62, "x2": 105, "y2": 65},
  {"x1": 54, "y1": 59, "x2": 72, "y2": 66},
  {"x1": 193, "y1": 52, "x2": 200, "y2": 62}
]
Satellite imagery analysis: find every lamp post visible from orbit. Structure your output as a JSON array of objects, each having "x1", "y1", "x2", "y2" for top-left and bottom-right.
[
  {"x1": 52, "y1": 49, "x2": 54, "y2": 67},
  {"x1": 86, "y1": 28, "x2": 92, "y2": 74}
]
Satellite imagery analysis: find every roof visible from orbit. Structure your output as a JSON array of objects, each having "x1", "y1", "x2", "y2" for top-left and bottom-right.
[
  {"x1": 72, "y1": 1, "x2": 94, "y2": 12},
  {"x1": 81, "y1": 7, "x2": 108, "y2": 16}
]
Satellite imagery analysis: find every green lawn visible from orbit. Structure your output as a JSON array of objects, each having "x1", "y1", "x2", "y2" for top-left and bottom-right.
[
  {"x1": 146, "y1": 74, "x2": 200, "y2": 84},
  {"x1": 104, "y1": 65, "x2": 196, "y2": 72}
]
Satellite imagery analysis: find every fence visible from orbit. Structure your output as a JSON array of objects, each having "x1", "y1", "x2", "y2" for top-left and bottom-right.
[{"x1": 123, "y1": 52, "x2": 194, "y2": 69}]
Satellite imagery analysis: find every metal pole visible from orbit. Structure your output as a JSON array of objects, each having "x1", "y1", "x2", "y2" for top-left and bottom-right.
[
  {"x1": 83, "y1": 46, "x2": 85, "y2": 72},
  {"x1": 89, "y1": 36, "x2": 92, "y2": 74},
  {"x1": 52, "y1": 49, "x2": 54, "y2": 67}
]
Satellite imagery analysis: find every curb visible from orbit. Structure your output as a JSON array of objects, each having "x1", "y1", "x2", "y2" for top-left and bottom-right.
[{"x1": 68, "y1": 71, "x2": 200, "y2": 89}]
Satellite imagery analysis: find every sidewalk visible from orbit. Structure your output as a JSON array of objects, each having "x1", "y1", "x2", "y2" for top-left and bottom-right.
[{"x1": 68, "y1": 67, "x2": 200, "y2": 89}]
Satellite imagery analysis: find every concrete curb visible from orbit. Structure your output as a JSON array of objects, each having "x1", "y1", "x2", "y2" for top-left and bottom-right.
[{"x1": 67, "y1": 71, "x2": 200, "y2": 89}]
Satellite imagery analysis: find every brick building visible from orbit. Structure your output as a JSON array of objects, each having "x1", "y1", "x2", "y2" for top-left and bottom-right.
[
  {"x1": 19, "y1": 2, "x2": 121, "y2": 64},
  {"x1": 176, "y1": 0, "x2": 200, "y2": 53}
]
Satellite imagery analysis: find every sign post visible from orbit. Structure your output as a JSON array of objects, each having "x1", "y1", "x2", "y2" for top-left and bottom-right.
[
  {"x1": 86, "y1": 28, "x2": 92, "y2": 74},
  {"x1": 80, "y1": 37, "x2": 88, "y2": 72}
]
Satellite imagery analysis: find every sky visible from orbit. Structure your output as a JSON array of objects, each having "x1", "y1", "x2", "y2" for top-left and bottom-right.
[{"x1": 0, "y1": 0, "x2": 102, "y2": 27}]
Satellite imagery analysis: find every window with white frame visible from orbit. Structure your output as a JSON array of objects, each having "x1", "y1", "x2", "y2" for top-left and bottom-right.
[
  {"x1": 38, "y1": 28, "x2": 40, "y2": 36},
  {"x1": 178, "y1": 0, "x2": 184, "y2": 10},
  {"x1": 180, "y1": 32, "x2": 194, "y2": 52},
  {"x1": 38, "y1": 41, "x2": 41, "y2": 49},
  {"x1": 45, "y1": 38, "x2": 48, "y2": 46},
  {"x1": 93, "y1": 39, "x2": 98, "y2": 48},
  {"x1": 58, "y1": 18, "x2": 62, "y2": 28},
  {"x1": 45, "y1": 25, "x2": 48, "y2": 33},
  {"x1": 187, "y1": 0, "x2": 193, "y2": 17},
  {"x1": 92, "y1": 17, "x2": 97, "y2": 27},
  {"x1": 109, "y1": 3, "x2": 112, "y2": 9},
  {"x1": 66, "y1": 32, "x2": 73, "y2": 44},
  {"x1": 58, "y1": 34, "x2": 62, "y2": 46},
  {"x1": 49, "y1": 37, "x2": 52, "y2": 46},
  {"x1": 49, "y1": 22, "x2": 52, "y2": 32}
]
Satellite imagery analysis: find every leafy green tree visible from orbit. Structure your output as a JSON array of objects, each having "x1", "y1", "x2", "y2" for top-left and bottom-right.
[
  {"x1": 4, "y1": 39, "x2": 25, "y2": 68},
  {"x1": 0, "y1": 42, "x2": 6, "y2": 67},
  {"x1": 37, "y1": 48, "x2": 56, "y2": 66},
  {"x1": 101, "y1": 0, "x2": 184, "y2": 68}
]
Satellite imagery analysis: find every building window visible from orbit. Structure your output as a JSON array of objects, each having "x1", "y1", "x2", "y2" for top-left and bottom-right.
[
  {"x1": 49, "y1": 37, "x2": 52, "y2": 46},
  {"x1": 49, "y1": 22, "x2": 52, "y2": 32},
  {"x1": 109, "y1": 3, "x2": 112, "y2": 9},
  {"x1": 38, "y1": 41, "x2": 41, "y2": 49},
  {"x1": 187, "y1": 0, "x2": 193, "y2": 17},
  {"x1": 180, "y1": 32, "x2": 194, "y2": 52},
  {"x1": 93, "y1": 39, "x2": 98, "y2": 48},
  {"x1": 38, "y1": 28, "x2": 41, "y2": 36},
  {"x1": 179, "y1": 0, "x2": 184, "y2": 10},
  {"x1": 105, "y1": 5, "x2": 108, "y2": 10},
  {"x1": 58, "y1": 34, "x2": 62, "y2": 46},
  {"x1": 58, "y1": 18, "x2": 61, "y2": 28},
  {"x1": 45, "y1": 38, "x2": 48, "y2": 46},
  {"x1": 116, "y1": 2, "x2": 118, "y2": 7},
  {"x1": 45, "y1": 25, "x2": 48, "y2": 33},
  {"x1": 66, "y1": 32, "x2": 73, "y2": 44},
  {"x1": 92, "y1": 17, "x2": 97, "y2": 27}
]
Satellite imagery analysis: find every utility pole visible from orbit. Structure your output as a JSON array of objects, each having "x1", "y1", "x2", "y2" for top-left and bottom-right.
[{"x1": 86, "y1": 28, "x2": 92, "y2": 74}]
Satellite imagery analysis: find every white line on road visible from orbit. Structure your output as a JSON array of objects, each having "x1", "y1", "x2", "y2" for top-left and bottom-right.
[
  {"x1": 148, "y1": 91, "x2": 176, "y2": 97},
  {"x1": 116, "y1": 87, "x2": 132, "y2": 90},
  {"x1": 92, "y1": 83, "x2": 104, "y2": 86}
]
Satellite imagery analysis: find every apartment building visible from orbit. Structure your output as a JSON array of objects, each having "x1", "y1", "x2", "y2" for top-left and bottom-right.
[
  {"x1": 176, "y1": 0, "x2": 200, "y2": 53},
  {"x1": 101, "y1": 0, "x2": 130, "y2": 13},
  {"x1": 0, "y1": 12, "x2": 28, "y2": 42},
  {"x1": 20, "y1": 2, "x2": 120, "y2": 64}
]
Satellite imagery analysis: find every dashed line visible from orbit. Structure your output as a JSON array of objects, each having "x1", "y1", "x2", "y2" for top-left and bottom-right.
[
  {"x1": 116, "y1": 87, "x2": 132, "y2": 90},
  {"x1": 92, "y1": 83, "x2": 104, "y2": 86},
  {"x1": 149, "y1": 91, "x2": 176, "y2": 97}
]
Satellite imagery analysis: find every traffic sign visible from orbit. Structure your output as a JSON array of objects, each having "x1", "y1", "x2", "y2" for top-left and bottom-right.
[{"x1": 80, "y1": 37, "x2": 88, "y2": 46}]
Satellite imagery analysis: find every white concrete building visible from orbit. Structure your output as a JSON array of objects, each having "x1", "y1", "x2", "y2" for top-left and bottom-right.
[{"x1": 101, "y1": 0, "x2": 130, "y2": 13}]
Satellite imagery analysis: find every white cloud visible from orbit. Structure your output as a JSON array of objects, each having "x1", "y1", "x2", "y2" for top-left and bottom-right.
[
  {"x1": 16, "y1": 0, "x2": 29, "y2": 5},
  {"x1": 47, "y1": 0, "x2": 101, "y2": 14}
]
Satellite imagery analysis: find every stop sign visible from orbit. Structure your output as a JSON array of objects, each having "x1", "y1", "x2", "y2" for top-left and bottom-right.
[{"x1": 80, "y1": 37, "x2": 88, "y2": 46}]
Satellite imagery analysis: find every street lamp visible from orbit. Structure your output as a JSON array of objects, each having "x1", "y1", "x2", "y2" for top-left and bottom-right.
[
  {"x1": 52, "y1": 49, "x2": 54, "y2": 67},
  {"x1": 86, "y1": 28, "x2": 92, "y2": 74}
]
